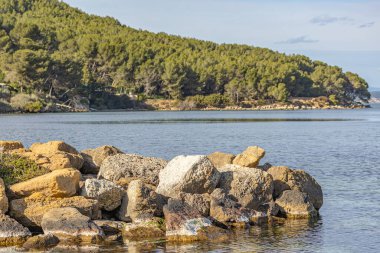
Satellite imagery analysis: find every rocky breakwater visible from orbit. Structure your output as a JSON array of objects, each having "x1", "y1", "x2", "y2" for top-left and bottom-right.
[{"x1": 0, "y1": 140, "x2": 323, "y2": 251}]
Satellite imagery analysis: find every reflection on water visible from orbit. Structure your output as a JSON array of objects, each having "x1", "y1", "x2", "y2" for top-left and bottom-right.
[{"x1": 43, "y1": 219, "x2": 322, "y2": 253}]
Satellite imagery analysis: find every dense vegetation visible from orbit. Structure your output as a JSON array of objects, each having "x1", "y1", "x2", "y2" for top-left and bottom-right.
[
  {"x1": 0, "y1": 153, "x2": 49, "y2": 185},
  {"x1": 0, "y1": 0, "x2": 371, "y2": 111}
]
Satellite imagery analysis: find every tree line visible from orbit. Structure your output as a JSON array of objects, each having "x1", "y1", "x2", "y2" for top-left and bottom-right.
[{"x1": 0, "y1": 0, "x2": 371, "y2": 109}]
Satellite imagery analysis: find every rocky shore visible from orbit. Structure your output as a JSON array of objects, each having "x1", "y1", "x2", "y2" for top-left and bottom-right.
[{"x1": 0, "y1": 141, "x2": 323, "y2": 251}]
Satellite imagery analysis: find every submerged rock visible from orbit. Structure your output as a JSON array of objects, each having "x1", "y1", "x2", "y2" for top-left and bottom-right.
[
  {"x1": 275, "y1": 190, "x2": 317, "y2": 218},
  {"x1": 81, "y1": 145, "x2": 123, "y2": 174},
  {"x1": 98, "y1": 154, "x2": 167, "y2": 186},
  {"x1": 123, "y1": 218, "x2": 165, "y2": 240},
  {"x1": 217, "y1": 164, "x2": 274, "y2": 210},
  {"x1": 163, "y1": 199, "x2": 229, "y2": 242},
  {"x1": 233, "y1": 146, "x2": 265, "y2": 168},
  {"x1": 0, "y1": 178, "x2": 8, "y2": 213},
  {"x1": 207, "y1": 152, "x2": 235, "y2": 169},
  {"x1": 10, "y1": 193, "x2": 101, "y2": 228},
  {"x1": 41, "y1": 207, "x2": 104, "y2": 243},
  {"x1": 0, "y1": 213, "x2": 31, "y2": 247},
  {"x1": 81, "y1": 179, "x2": 123, "y2": 211},
  {"x1": 22, "y1": 234, "x2": 59, "y2": 251},
  {"x1": 93, "y1": 220, "x2": 125, "y2": 242},
  {"x1": 156, "y1": 155, "x2": 220, "y2": 198},
  {"x1": 9, "y1": 168, "x2": 80, "y2": 199}
]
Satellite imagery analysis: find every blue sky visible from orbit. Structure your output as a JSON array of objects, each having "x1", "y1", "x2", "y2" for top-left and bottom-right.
[{"x1": 64, "y1": 0, "x2": 380, "y2": 89}]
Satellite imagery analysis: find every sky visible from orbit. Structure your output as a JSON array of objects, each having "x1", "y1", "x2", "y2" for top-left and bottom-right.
[{"x1": 63, "y1": 0, "x2": 380, "y2": 89}]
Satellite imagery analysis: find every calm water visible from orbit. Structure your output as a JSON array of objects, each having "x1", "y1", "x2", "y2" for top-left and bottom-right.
[{"x1": 1, "y1": 105, "x2": 380, "y2": 252}]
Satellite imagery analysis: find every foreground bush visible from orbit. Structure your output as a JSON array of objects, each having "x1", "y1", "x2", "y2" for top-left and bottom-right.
[{"x1": 0, "y1": 153, "x2": 49, "y2": 185}]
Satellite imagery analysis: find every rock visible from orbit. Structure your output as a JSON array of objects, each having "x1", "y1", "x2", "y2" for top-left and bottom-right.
[
  {"x1": 123, "y1": 218, "x2": 165, "y2": 240},
  {"x1": 163, "y1": 199, "x2": 229, "y2": 242},
  {"x1": 118, "y1": 179, "x2": 160, "y2": 222},
  {"x1": 98, "y1": 154, "x2": 167, "y2": 186},
  {"x1": 289, "y1": 170, "x2": 323, "y2": 210},
  {"x1": 93, "y1": 220, "x2": 125, "y2": 241},
  {"x1": 275, "y1": 190, "x2": 317, "y2": 218},
  {"x1": 30, "y1": 141, "x2": 79, "y2": 155},
  {"x1": 9, "y1": 168, "x2": 80, "y2": 199},
  {"x1": 0, "y1": 178, "x2": 8, "y2": 213},
  {"x1": 46, "y1": 152, "x2": 84, "y2": 171},
  {"x1": 232, "y1": 146, "x2": 265, "y2": 168},
  {"x1": 207, "y1": 152, "x2": 235, "y2": 168},
  {"x1": 0, "y1": 213, "x2": 31, "y2": 247},
  {"x1": 22, "y1": 234, "x2": 59, "y2": 251},
  {"x1": 156, "y1": 155, "x2": 220, "y2": 198},
  {"x1": 0, "y1": 141, "x2": 24, "y2": 152},
  {"x1": 217, "y1": 165, "x2": 274, "y2": 210},
  {"x1": 41, "y1": 207, "x2": 104, "y2": 243},
  {"x1": 10, "y1": 193, "x2": 101, "y2": 229},
  {"x1": 267, "y1": 166, "x2": 292, "y2": 198},
  {"x1": 81, "y1": 145, "x2": 123, "y2": 174},
  {"x1": 210, "y1": 188, "x2": 249, "y2": 225},
  {"x1": 178, "y1": 192, "x2": 210, "y2": 217},
  {"x1": 81, "y1": 179, "x2": 123, "y2": 211},
  {"x1": 267, "y1": 167, "x2": 323, "y2": 210},
  {"x1": 29, "y1": 141, "x2": 84, "y2": 170}
]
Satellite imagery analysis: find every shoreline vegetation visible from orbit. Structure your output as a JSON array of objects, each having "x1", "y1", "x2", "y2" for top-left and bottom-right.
[
  {"x1": 0, "y1": 140, "x2": 323, "y2": 250},
  {"x1": 0, "y1": 0, "x2": 371, "y2": 115},
  {"x1": 0, "y1": 96, "x2": 369, "y2": 114}
]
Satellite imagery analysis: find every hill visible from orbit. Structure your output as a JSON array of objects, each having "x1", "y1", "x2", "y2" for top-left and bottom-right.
[{"x1": 0, "y1": 0, "x2": 371, "y2": 112}]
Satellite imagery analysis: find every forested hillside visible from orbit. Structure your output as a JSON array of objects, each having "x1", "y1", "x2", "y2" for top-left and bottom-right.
[{"x1": 0, "y1": 0, "x2": 371, "y2": 111}]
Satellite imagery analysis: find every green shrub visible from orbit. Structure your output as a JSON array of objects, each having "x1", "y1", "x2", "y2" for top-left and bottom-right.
[
  {"x1": 0, "y1": 153, "x2": 49, "y2": 185},
  {"x1": 186, "y1": 94, "x2": 230, "y2": 108},
  {"x1": 10, "y1": 93, "x2": 44, "y2": 113}
]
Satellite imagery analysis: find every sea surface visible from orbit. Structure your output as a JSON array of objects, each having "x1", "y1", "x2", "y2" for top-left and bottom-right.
[{"x1": 1, "y1": 105, "x2": 380, "y2": 252}]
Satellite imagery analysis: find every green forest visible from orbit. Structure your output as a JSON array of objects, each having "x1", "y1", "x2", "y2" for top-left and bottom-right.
[{"x1": 0, "y1": 0, "x2": 371, "y2": 112}]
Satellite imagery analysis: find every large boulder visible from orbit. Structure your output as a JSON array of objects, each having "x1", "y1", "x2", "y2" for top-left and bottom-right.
[
  {"x1": 0, "y1": 141, "x2": 24, "y2": 152},
  {"x1": 163, "y1": 199, "x2": 229, "y2": 242},
  {"x1": 0, "y1": 213, "x2": 31, "y2": 247},
  {"x1": 267, "y1": 167, "x2": 323, "y2": 210},
  {"x1": 81, "y1": 179, "x2": 123, "y2": 211},
  {"x1": 209, "y1": 188, "x2": 266, "y2": 227},
  {"x1": 81, "y1": 145, "x2": 123, "y2": 174},
  {"x1": 178, "y1": 192, "x2": 210, "y2": 217},
  {"x1": 98, "y1": 154, "x2": 167, "y2": 186},
  {"x1": 9, "y1": 168, "x2": 80, "y2": 199},
  {"x1": 30, "y1": 141, "x2": 78, "y2": 155},
  {"x1": 275, "y1": 190, "x2": 317, "y2": 218},
  {"x1": 232, "y1": 146, "x2": 265, "y2": 168},
  {"x1": 0, "y1": 178, "x2": 8, "y2": 213},
  {"x1": 156, "y1": 155, "x2": 220, "y2": 198},
  {"x1": 29, "y1": 141, "x2": 84, "y2": 170},
  {"x1": 118, "y1": 179, "x2": 160, "y2": 222},
  {"x1": 9, "y1": 193, "x2": 101, "y2": 228},
  {"x1": 217, "y1": 165, "x2": 274, "y2": 210},
  {"x1": 289, "y1": 170, "x2": 323, "y2": 210},
  {"x1": 266, "y1": 166, "x2": 292, "y2": 198},
  {"x1": 41, "y1": 207, "x2": 104, "y2": 243},
  {"x1": 207, "y1": 152, "x2": 235, "y2": 169}
]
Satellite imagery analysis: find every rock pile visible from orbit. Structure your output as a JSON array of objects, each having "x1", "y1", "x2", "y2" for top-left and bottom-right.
[{"x1": 0, "y1": 140, "x2": 323, "y2": 250}]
